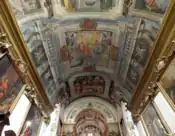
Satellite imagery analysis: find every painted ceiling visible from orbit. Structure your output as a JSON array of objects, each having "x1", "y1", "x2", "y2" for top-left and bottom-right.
[{"x1": 9, "y1": 0, "x2": 170, "y2": 123}]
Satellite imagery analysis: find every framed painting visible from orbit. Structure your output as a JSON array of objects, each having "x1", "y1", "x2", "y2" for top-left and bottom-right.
[
  {"x1": 19, "y1": 105, "x2": 42, "y2": 136},
  {"x1": 0, "y1": 52, "x2": 25, "y2": 112},
  {"x1": 141, "y1": 103, "x2": 167, "y2": 136},
  {"x1": 129, "y1": 0, "x2": 171, "y2": 22},
  {"x1": 159, "y1": 57, "x2": 175, "y2": 109}
]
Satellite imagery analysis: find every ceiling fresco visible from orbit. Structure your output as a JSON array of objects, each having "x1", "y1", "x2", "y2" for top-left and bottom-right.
[
  {"x1": 9, "y1": 0, "x2": 171, "y2": 122},
  {"x1": 9, "y1": 0, "x2": 44, "y2": 19},
  {"x1": 133, "y1": 0, "x2": 170, "y2": 14},
  {"x1": 60, "y1": 29, "x2": 118, "y2": 73},
  {"x1": 57, "y1": 18, "x2": 132, "y2": 80},
  {"x1": 129, "y1": 0, "x2": 171, "y2": 21}
]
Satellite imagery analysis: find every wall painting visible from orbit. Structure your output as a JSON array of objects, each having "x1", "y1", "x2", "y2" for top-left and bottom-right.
[{"x1": 0, "y1": 53, "x2": 24, "y2": 112}]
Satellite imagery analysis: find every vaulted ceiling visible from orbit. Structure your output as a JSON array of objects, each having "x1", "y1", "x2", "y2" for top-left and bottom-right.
[{"x1": 9, "y1": 0, "x2": 170, "y2": 127}]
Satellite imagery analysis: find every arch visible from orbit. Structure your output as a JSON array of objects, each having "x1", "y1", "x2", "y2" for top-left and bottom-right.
[
  {"x1": 63, "y1": 96, "x2": 122, "y2": 124},
  {"x1": 74, "y1": 108, "x2": 108, "y2": 136}
]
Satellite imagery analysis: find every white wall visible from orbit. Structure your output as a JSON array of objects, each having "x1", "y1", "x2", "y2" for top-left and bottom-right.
[
  {"x1": 136, "y1": 121, "x2": 147, "y2": 136},
  {"x1": 153, "y1": 92, "x2": 175, "y2": 133},
  {"x1": 39, "y1": 104, "x2": 61, "y2": 136},
  {"x1": 1, "y1": 94, "x2": 31, "y2": 136},
  {"x1": 121, "y1": 102, "x2": 140, "y2": 136}
]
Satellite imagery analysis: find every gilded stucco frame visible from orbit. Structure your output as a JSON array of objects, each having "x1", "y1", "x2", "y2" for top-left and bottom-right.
[
  {"x1": 130, "y1": 0, "x2": 175, "y2": 120},
  {"x1": 0, "y1": 0, "x2": 53, "y2": 114}
]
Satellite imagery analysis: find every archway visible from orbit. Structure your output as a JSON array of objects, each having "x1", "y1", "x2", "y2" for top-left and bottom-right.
[{"x1": 74, "y1": 109, "x2": 108, "y2": 136}]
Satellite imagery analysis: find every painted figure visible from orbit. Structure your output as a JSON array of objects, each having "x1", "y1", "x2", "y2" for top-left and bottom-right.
[
  {"x1": 61, "y1": 0, "x2": 76, "y2": 11},
  {"x1": 21, "y1": 0, "x2": 41, "y2": 12},
  {"x1": 144, "y1": 0, "x2": 170, "y2": 12},
  {"x1": 73, "y1": 76, "x2": 105, "y2": 94},
  {"x1": 0, "y1": 76, "x2": 8, "y2": 98},
  {"x1": 23, "y1": 127, "x2": 32, "y2": 136},
  {"x1": 60, "y1": 45, "x2": 72, "y2": 62}
]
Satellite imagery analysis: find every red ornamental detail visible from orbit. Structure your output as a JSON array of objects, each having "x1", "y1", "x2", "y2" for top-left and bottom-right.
[
  {"x1": 84, "y1": 65, "x2": 95, "y2": 71},
  {"x1": 80, "y1": 19, "x2": 97, "y2": 30}
]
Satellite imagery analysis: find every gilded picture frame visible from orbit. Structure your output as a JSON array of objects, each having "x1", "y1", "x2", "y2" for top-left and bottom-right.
[{"x1": 0, "y1": 52, "x2": 26, "y2": 113}]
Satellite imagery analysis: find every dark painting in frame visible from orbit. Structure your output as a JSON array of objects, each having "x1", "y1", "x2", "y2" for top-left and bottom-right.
[
  {"x1": 0, "y1": 52, "x2": 25, "y2": 112},
  {"x1": 19, "y1": 105, "x2": 42, "y2": 136}
]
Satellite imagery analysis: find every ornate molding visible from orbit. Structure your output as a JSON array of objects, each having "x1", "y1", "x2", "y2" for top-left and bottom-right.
[
  {"x1": 132, "y1": 40, "x2": 175, "y2": 116},
  {"x1": 132, "y1": 113, "x2": 141, "y2": 122},
  {"x1": 154, "y1": 40, "x2": 175, "y2": 80},
  {"x1": 25, "y1": 84, "x2": 36, "y2": 102},
  {"x1": 0, "y1": 31, "x2": 12, "y2": 53},
  {"x1": 24, "y1": 84, "x2": 51, "y2": 124},
  {"x1": 130, "y1": 1, "x2": 175, "y2": 117},
  {"x1": 14, "y1": 59, "x2": 28, "y2": 75}
]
